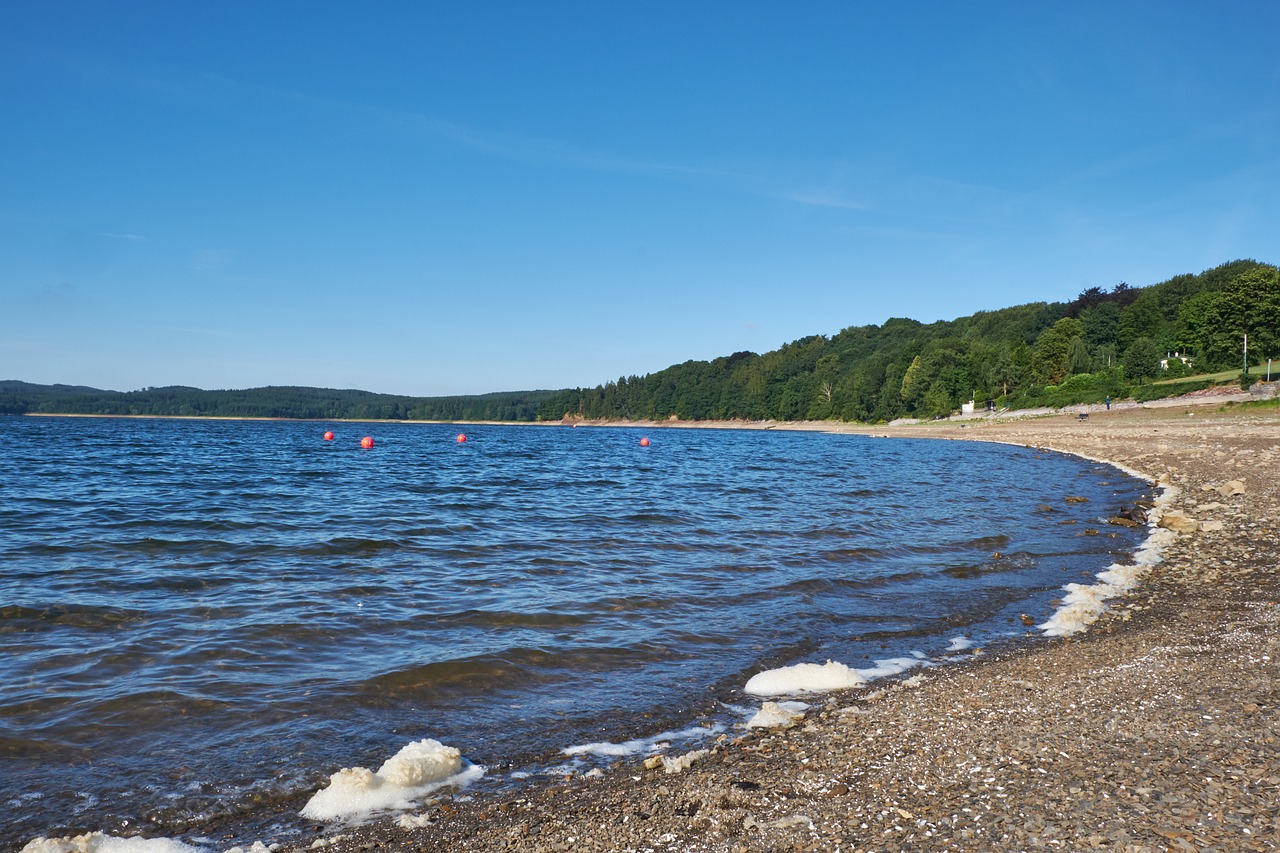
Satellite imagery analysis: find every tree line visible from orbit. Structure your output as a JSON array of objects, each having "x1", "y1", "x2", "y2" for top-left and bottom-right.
[
  {"x1": 0, "y1": 382, "x2": 557, "y2": 421},
  {"x1": 535, "y1": 259, "x2": 1278, "y2": 422},
  {"x1": 5, "y1": 259, "x2": 1275, "y2": 424}
]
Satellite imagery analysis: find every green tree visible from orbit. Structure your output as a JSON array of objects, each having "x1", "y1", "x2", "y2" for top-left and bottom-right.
[
  {"x1": 920, "y1": 383, "x2": 953, "y2": 419},
  {"x1": 899, "y1": 355, "x2": 926, "y2": 410},
  {"x1": 1093, "y1": 343, "x2": 1119, "y2": 371},
  {"x1": 1031, "y1": 318, "x2": 1083, "y2": 384},
  {"x1": 987, "y1": 351, "x2": 1022, "y2": 398},
  {"x1": 1079, "y1": 301, "x2": 1121, "y2": 348},
  {"x1": 1198, "y1": 266, "x2": 1280, "y2": 367},
  {"x1": 1123, "y1": 337, "x2": 1161, "y2": 381},
  {"x1": 1163, "y1": 357, "x2": 1190, "y2": 378},
  {"x1": 1067, "y1": 337, "x2": 1092, "y2": 375}
]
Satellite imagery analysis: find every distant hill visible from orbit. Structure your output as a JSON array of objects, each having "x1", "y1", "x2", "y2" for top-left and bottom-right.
[
  {"x1": 6, "y1": 259, "x2": 1276, "y2": 423},
  {"x1": 534, "y1": 259, "x2": 1277, "y2": 422},
  {"x1": 0, "y1": 381, "x2": 558, "y2": 422}
]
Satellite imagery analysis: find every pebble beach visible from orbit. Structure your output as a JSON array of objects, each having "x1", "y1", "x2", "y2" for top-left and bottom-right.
[{"x1": 259, "y1": 402, "x2": 1278, "y2": 852}]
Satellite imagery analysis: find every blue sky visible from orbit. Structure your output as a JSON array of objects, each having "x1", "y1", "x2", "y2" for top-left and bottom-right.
[{"x1": 3, "y1": 2, "x2": 1278, "y2": 396}]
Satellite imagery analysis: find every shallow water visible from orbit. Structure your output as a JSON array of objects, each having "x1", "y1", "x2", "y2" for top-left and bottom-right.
[{"x1": 0, "y1": 417, "x2": 1148, "y2": 846}]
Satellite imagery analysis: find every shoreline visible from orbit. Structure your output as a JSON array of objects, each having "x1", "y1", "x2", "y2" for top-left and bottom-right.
[
  {"x1": 21, "y1": 405, "x2": 1278, "y2": 852},
  {"x1": 296, "y1": 404, "x2": 1278, "y2": 853}
]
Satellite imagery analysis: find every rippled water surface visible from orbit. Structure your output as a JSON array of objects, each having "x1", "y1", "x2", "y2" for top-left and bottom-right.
[{"x1": 0, "y1": 417, "x2": 1149, "y2": 846}]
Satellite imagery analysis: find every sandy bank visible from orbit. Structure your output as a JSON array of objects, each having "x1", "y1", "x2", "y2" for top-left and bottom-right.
[{"x1": 293, "y1": 405, "x2": 1279, "y2": 852}]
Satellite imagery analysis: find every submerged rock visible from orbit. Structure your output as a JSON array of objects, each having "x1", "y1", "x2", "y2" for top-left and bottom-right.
[{"x1": 1118, "y1": 505, "x2": 1148, "y2": 524}]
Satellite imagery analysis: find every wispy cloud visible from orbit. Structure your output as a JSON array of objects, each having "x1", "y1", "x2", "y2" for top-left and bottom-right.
[
  {"x1": 97, "y1": 232, "x2": 145, "y2": 241},
  {"x1": 364, "y1": 98, "x2": 749, "y2": 183},
  {"x1": 780, "y1": 189, "x2": 869, "y2": 210},
  {"x1": 159, "y1": 324, "x2": 240, "y2": 338},
  {"x1": 19, "y1": 45, "x2": 771, "y2": 200}
]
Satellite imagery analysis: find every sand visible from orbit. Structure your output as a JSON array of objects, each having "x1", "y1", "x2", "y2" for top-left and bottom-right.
[{"x1": 292, "y1": 401, "x2": 1279, "y2": 852}]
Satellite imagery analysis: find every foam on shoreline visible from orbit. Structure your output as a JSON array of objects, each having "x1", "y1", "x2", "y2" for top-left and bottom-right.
[
  {"x1": 19, "y1": 834, "x2": 202, "y2": 853},
  {"x1": 1036, "y1": 457, "x2": 1177, "y2": 637},
  {"x1": 919, "y1": 437, "x2": 1175, "y2": 639},
  {"x1": 301, "y1": 739, "x2": 484, "y2": 823}
]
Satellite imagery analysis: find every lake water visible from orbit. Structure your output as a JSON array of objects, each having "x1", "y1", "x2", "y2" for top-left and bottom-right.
[{"x1": 0, "y1": 417, "x2": 1149, "y2": 847}]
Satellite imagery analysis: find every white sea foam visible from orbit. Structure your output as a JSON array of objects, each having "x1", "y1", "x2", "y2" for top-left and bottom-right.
[
  {"x1": 744, "y1": 651, "x2": 939, "y2": 696},
  {"x1": 561, "y1": 724, "x2": 724, "y2": 760},
  {"x1": 946, "y1": 636, "x2": 974, "y2": 651},
  {"x1": 19, "y1": 833, "x2": 201, "y2": 853},
  {"x1": 300, "y1": 739, "x2": 483, "y2": 823},
  {"x1": 743, "y1": 660, "x2": 867, "y2": 696},
  {"x1": 1038, "y1": 479, "x2": 1179, "y2": 637},
  {"x1": 746, "y1": 700, "x2": 809, "y2": 729},
  {"x1": 856, "y1": 653, "x2": 929, "y2": 680}
]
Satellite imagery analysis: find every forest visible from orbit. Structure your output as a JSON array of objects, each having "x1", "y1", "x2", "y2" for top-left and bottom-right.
[
  {"x1": 0, "y1": 382, "x2": 557, "y2": 422},
  {"x1": 4, "y1": 259, "x2": 1276, "y2": 423},
  {"x1": 535, "y1": 259, "x2": 1279, "y2": 422}
]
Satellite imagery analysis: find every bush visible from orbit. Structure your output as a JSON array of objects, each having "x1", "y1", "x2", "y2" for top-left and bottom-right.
[
  {"x1": 1131, "y1": 379, "x2": 1213, "y2": 402},
  {"x1": 1007, "y1": 368, "x2": 1128, "y2": 409}
]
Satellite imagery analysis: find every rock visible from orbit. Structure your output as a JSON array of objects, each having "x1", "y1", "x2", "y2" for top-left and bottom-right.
[
  {"x1": 1199, "y1": 520, "x2": 1225, "y2": 532},
  {"x1": 661, "y1": 749, "x2": 710, "y2": 774},
  {"x1": 1118, "y1": 505, "x2": 1148, "y2": 524},
  {"x1": 1217, "y1": 480, "x2": 1246, "y2": 497},
  {"x1": 1157, "y1": 511, "x2": 1200, "y2": 533},
  {"x1": 1108, "y1": 516, "x2": 1144, "y2": 528}
]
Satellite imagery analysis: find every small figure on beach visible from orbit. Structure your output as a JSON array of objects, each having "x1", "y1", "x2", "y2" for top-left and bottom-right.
[{"x1": 1105, "y1": 395, "x2": 1111, "y2": 410}]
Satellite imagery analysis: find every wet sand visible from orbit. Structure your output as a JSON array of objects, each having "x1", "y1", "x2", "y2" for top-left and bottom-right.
[{"x1": 296, "y1": 403, "x2": 1280, "y2": 852}]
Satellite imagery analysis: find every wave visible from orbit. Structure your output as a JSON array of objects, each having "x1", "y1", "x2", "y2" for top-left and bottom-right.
[
  {"x1": 346, "y1": 644, "x2": 684, "y2": 703},
  {"x1": 432, "y1": 609, "x2": 590, "y2": 629},
  {"x1": 0, "y1": 603, "x2": 149, "y2": 631}
]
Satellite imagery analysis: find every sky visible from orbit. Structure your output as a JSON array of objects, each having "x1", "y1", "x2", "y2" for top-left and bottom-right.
[{"x1": 3, "y1": 2, "x2": 1278, "y2": 397}]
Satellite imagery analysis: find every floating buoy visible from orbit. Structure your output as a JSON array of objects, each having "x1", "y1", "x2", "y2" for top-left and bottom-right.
[
  {"x1": 323, "y1": 431, "x2": 334, "y2": 441},
  {"x1": 360, "y1": 436, "x2": 374, "y2": 448},
  {"x1": 639, "y1": 437, "x2": 650, "y2": 447},
  {"x1": 456, "y1": 433, "x2": 467, "y2": 443}
]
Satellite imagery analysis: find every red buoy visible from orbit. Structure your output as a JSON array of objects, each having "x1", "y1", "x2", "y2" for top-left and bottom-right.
[
  {"x1": 323, "y1": 431, "x2": 335, "y2": 441},
  {"x1": 456, "y1": 433, "x2": 467, "y2": 443},
  {"x1": 360, "y1": 436, "x2": 374, "y2": 448},
  {"x1": 639, "y1": 437, "x2": 650, "y2": 447}
]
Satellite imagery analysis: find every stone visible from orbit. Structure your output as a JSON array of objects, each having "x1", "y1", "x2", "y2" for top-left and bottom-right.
[
  {"x1": 1217, "y1": 480, "x2": 1246, "y2": 497},
  {"x1": 1157, "y1": 511, "x2": 1200, "y2": 533}
]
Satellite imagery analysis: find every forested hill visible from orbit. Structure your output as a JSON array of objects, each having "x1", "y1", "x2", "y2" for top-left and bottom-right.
[
  {"x1": 0, "y1": 382, "x2": 557, "y2": 421},
  {"x1": 5, "y1": 259, "x2": 1277, "y2": 423},
  {"x1": 536, "y1": 259, "x2": 1278, "y2": 422}
]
